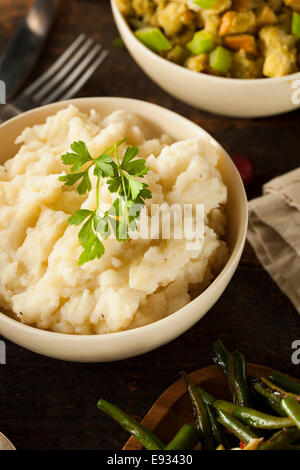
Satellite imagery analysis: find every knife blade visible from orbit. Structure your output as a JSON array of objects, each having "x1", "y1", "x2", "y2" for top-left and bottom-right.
[{"x1": 0, "y1": 0, "x2": 58, "y2": 101}]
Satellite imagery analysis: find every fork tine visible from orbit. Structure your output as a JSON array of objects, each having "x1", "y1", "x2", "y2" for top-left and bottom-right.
[
  {"x1": 25, "y1": 34, "x2": 87, "y2": 96},
  {"x1": 42, "y1": 47, "x2": 107, "y2": 105},
  {"x1": 58, "y1": 50, "x2": 109, "y2": 102},
  {"x1": 33, "y1": 37, "x2": 94, "y2": 101}
]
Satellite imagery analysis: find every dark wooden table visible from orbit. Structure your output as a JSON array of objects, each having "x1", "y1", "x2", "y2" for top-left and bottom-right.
[{"x1": 0, "y1": 0, "x2": 299, "y2": 450}]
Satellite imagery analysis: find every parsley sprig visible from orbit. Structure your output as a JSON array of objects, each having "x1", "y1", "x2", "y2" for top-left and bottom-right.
[{"x1": 58, "y1": 139, "x2": 152, "y2": 265}]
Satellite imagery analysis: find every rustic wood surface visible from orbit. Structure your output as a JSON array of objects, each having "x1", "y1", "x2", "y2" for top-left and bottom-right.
[{"x1": 0, "y1": 0, "x2": 299, "y2": 450}]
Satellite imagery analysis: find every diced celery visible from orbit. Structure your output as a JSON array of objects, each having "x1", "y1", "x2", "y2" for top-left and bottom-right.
[
  {"x1": 135, "y1": 27, "x2": 171, "y2": 52},
  {"x1": 193, "y1": 0, "x2": 218, "y2": 9},
  {"x1": 209, "y1": 46, "x2": 232, "y2": 74},
  {"x1": 186, "y1": 30, "x2": 214, "y2": 55},
  {"x1": 292, "y1": 12, "x2": 300, "y2": 38}
]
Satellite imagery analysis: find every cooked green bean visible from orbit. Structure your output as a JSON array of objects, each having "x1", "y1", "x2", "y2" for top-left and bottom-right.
[
  {"x1": 214, "y1": 399, "x2": 294, "y2": 429},
  {"x1": 182, "y1": 372, "x2": 214, "y2": 450},
  {"x1": 227, "y1": 351, "x2": 253, "y2": 407},
  {"x1": 207, "y1": 404, "x2": 230, "y2": 449},
  {"x1": 282, "y1": 397, "x2": 300, "y2": 430},
  {"x1": 252, "y1": 378, "x2": 286, "y2": 415},
  {"x1": 265, "y1": 396, "x2": 287, "y2": 417},
  {"x1": 211, "y1": 339, "x2": 230, "y2": 376},
  {"x1": 259, "y1": 427, "x2": 300, "y2": 450},
  {"x1": 97, "y1": 341, "x2": 300, "y2": 452},
  {"x1": 269, "y1": 371, "x2": 300, "y2": 396},
  {"x1": 165, "y1": 424, "x2": 199, "y2": 450},
  {"x1": 196, "y1": 384, "x2": 230, "y2": 448},
  {"x1": 217, "y1": 410, "x2": 259, "y2": 444},
  {"x1": 262, "y1": 377, "x2": 300, "y2": 400},
  {"x1": 253, "y1": 377, "x2": 300, "y2": 416},
  {"x1": 196, "y1": 386, "x2": 216, "y2": 406},
  {"x1": 97, "y1": 399, "x2": 164, "y2": 450}
]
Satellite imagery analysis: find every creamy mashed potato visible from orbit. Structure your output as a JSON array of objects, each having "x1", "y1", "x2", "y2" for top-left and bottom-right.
[{"x1": 0, "y1": 105, "x2": 228, "y2": 334}]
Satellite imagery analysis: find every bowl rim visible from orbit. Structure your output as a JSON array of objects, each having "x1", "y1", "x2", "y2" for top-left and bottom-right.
[
  {"x1": 0, "y1": 96, "x2": 248, "y2": 343},
  {"x1": 111, "y1": 0, "x2": 300, "y2": 85}
]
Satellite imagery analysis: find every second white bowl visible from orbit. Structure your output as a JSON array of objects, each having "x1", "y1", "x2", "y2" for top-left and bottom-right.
[{"x1": 111, "y1": 0, "x2": 300, "y2": 118}]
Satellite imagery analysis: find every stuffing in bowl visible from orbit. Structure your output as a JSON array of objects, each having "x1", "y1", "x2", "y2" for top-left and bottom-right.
[{"x1": 117, "y1": 0, "x2": 300, "y2": 78}]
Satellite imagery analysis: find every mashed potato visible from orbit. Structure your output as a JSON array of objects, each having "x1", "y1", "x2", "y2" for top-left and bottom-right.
[{"x1": 0, "y1": 105, "x2": 228, "y2": 334}]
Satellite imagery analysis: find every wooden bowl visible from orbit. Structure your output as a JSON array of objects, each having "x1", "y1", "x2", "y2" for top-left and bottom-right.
[{"x1": 123, "y1": 363, "x2": 278, "y2": 450}]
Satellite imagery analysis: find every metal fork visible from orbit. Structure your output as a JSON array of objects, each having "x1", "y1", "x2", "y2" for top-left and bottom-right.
[{"x1": 0, "y1": 34, "x2": 108, "y2": 122}]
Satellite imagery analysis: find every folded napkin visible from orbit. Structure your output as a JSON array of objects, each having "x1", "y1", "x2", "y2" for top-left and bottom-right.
[{"x1": 247, "y1": 167, "x2": 300, "y2": 313}]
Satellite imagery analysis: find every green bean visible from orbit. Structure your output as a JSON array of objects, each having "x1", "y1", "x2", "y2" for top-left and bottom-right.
[
  {"x1": 253, "y1": 377, "x2": 300, "y2": 416},
  {"x1": 196, "y1": 386, "x2": 216, "y2": 406},
  {"x1": 182, "y1": 372, "x2": 214, "y2": 450},
  {"x1": 270, "y1": 371, "x2": 300, "y2": 395},
  {"x1": 262, "y1": 377, "x2": 300, "y2": 401},
  {"x1": 282, "y1": 397, "x2": 300, "y2": 430},
  {"x1": 252, "y1": 377, "x2": 281, "y2": 406},
  {"x1": 214, "y1": 399, "x2": 294, "y2": 429},
  {"x1": 217, "y1": 409, "x2": 259, "y2": 444},
  {"x1": 165, "y1": 424, "x2": 199, "y2": 450},
  {"x1": 252, "y1": 378, "x2": 286, "y2": 415},
  {"x1": 212, "y1": 341, "x2": 252, "y2": 407},
  {"x1": 196, "y1": 384, "x2": 230, "y2": 448},
  {"x1": 227, "y1": 351, "x2": 253, "y2": 407},
  {"x1": 211, "y1": 339, "x2": 231, "y2": 376},
  {"x1": 265, "y1": 396, "x2": 287, "y2": 417},
  {"x1": 97, "y1": 399, "x2": 164, "y2": 450},
  {"x1": 207, "y1": 404, "x2": 230, "y2": 449},
  {"x1": 259, "y1": 427, "x2": 300, "y2": 450}
]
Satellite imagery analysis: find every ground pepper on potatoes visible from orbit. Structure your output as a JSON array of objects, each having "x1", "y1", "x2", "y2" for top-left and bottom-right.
[{"x1": 117, "y1": 0, "x2": 300, "y2": 78}]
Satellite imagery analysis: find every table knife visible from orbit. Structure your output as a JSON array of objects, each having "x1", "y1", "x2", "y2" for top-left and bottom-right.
[{"x1": 0, "y1": 0, "x2": 58, "y2": 101}]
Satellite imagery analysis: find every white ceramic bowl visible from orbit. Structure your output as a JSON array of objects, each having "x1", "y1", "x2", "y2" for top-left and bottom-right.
[
  {"x1": 111, "y1": 0, "x2": 300, "y2": 118},
  {"x1": 0, "y1": 97, "x2": 247, "y2": 362}
]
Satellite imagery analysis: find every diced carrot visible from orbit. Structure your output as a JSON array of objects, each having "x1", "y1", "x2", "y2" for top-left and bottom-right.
[
  {"x1": 219, "y1": 11, "x2": 256, "y2": 36},
  {"x1": 219, "y1": 11, "x2": 237, "y2": 36},
  {"x1": 224, "y1": 34, "x2": 258, "y2": 55}
]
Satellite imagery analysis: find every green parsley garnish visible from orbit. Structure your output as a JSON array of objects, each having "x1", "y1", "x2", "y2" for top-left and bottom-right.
[{"x1": 58, "y1": 140, "x2": 152, "y2": 266}]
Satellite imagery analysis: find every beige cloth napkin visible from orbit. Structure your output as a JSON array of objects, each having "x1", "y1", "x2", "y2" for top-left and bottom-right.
[{"x1": 247, "y1": 167, "x2": 300, "y2": 313}]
